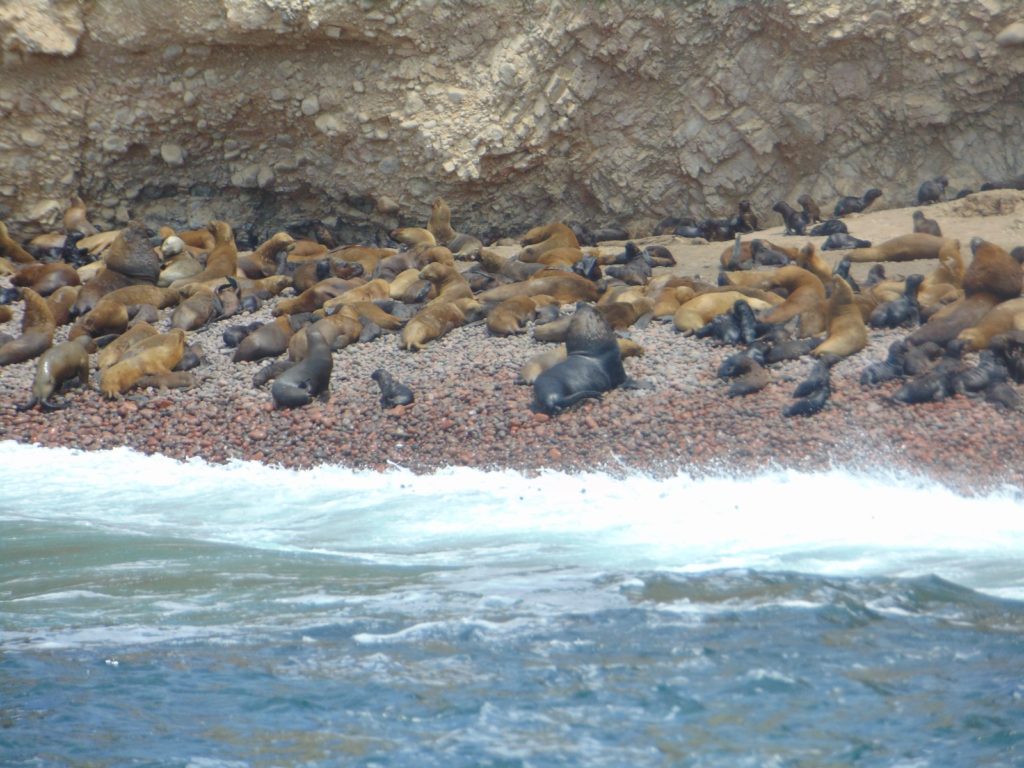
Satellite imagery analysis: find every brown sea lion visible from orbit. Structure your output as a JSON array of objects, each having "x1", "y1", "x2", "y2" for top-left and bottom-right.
[
  {"x1": 0, "y1": 288, "x2": 56, "y2": 365},
  {"x1": 99, "y1": 329, "x2": 186, "y2": 398},
  {"x1": 486, "y1": 295, "x2": 559, "y2": 336},
  {"x1": 719, "y1": 266, "x2": 827, "y2": 334},
  {"x1": 98, "y1": 322, "x2": 159, "y2": 370},
  {"x1": 962, "y1": 237, "x2": 1022, "y2": 301},
  {"x1": 797, "y1": 194, "x2": 822, "y2": 224},
  {"x1": 320, "y1": 278, "x2": 391, "y2": 313},
  {"x1": 320, "y1": 245, "x2": 394, "y2": 275},
  {"x1": 478, "y1": 249, "x2": 546, "y2": 281},
  {"x1": 104, "y1": 220, "x2": 162, "y2": 283},
  {"x1": 907, "y1": 293, "x2": 1002, "y2": 347},
  {"x1": 274, "y1": 277, "x2": 365, "y2": 316},
  {"x1": 391, "y1": 227, "x2": 436, "y2": 247},
  {"x1": 793, "y1": 242, "x2": 832, "y2": 284},
  {"x1": 518, "y1": 223, "x2": 579, "y2": 263},
  {"x1": 170, "y1": 287, "x2": 223, "y2": 331},
  {"x1": 955, "y1": 297, "x2": 1024, "y2": 352},
  {"x1": 400, "y1": 297, "x2": 483, "y2": 351},
  {"x1": 16, "y1": 335, "x2": 95, "y2": 411},
  {"x1": 672, "y1": 291, "x2": 776, "y2": 333},
  {"x1": 427, "y1": 197, "x2": 457, "y2": 245},
  {"x1": 11, "y1": 262, "x2": 81, "y2": 296},
  {"x1": 912, "y1": 210, "x2": 942, "y2": 237},
  {"x1": 234, "y1": 315, "x2": 309, "y2": 362},
  {"x1": 283, "y1": 308, "x2": 364, "y2": 363},
  {"x1": 102, "y1": 284, "x2": 180, "y2": 309},
  {"x1": 844, "y1": 233, "x2": 952, "y2": 263},
  {"x1": 68, "y1": 297, "x2": 129, "y2": 340},
  {"x1": 0, "y1": 221, "x2": 36, "y2": 264},
  {"x1": 161, "y1": 225, "x2": 215, "y2": 251},
  {"x1": 812, "y1": 276, "x2": 867, "y2": 358},
  {"x1": 237, "y1": 232, "x2": 295, "y2": 278}
]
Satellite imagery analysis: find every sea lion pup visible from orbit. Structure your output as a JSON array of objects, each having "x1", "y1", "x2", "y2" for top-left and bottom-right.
[
  {"x1": 476, "y1": 271, "x2": 599, "y2": 305},
  {"x1": 16, "y1": 335, "x2": 96, "y2": 412},
  {"x1": 822, "y1": 233, "x2": 872, "y2": 251},
  {"x1": 371, "y1": 368, "x2": 414, "y2": 408},
  {"x1": 399, "y1": 297, "x2": 483, "y2": 351},
  {"x1": 169, "y1": 221, "x2": 238, "y2": 290},
  {"x1": 11, "y1": 262, "x2": 81, "y2": 296},
  {"x1": 518, "y1": 222, "x2": 580, "y2": 262},
  {"x1": 917, "y1": 176, "x2": 949, "y2": 205},
  {"x1": 233, "y1": 314, "x2": 310, "y2": 362},
  {"x1": 833, "y1": 188, "x2": 883, "y2": 217},
  {"x1": 812, "y1": 276, "x2": 867, "y2": 358},
  {"x1": 810, "y1": 218, "x2": 848, "y2": 237},
  {"x1": 417, "y1": 262, "x2": 472, "y2": 306},
  {"x1": 955, "y1": 297, "x2": 1024, "y2": 352},
  {"x1": 860, "y1": 339, "x2": 909, "y2": 386},
  {"x1": 962, "y1": 237, "x2": 1023, "y2": 301},
  {"x1": 0, "y1": 288, "x2": 56, "y2": 366},
  {"x1": 237, "y1": 232, "x2": 295, "y2": 278},
  {"x1": 752, "y1": 239, "x2": 795, "y2": 266},
  {"x1": 270, "y1": 327, "x2": 333, "y2": 409},
  {"x1": 868, "y1": 274, "x2": 925, "y2": 329},
  {"x1": 532, "y1": 303, "x2": 629, "y2": 414},
  {"x1": 99, "y1": 329, "x2": 186, "y2": 398},
  {"x1": 63, "y1": 195, "x2": 98, "y2": 236},
  {"x1": 720, "y1": 266, "x2": 827, "y2": 335},
  {"x1": 797, "y1": 194, "x2": 822, "y2": 224},
  {"x1": 223, "y1": 321, "x2": 264, "y2": 348},
  {"x1": 734, "y1": 200, "x2": 758, "y2": 232},
  {"x1": 843, "y1": 233, "x2": 952, "y2": 264},
  {"x1": 719, "y1": 237, "x2": 798, "y2": 270},
  {"x1": 793, "y1": 241, "x2": 832, "y2": 283},
  {"x1": 536, "y1": 297, "x2": 654, "y2": 341},
  {"x1": 486, "y1": 295, "x2": 559, "y2": 336},
  {"x1": 672, "y1": 289, "x2": 780, "y2": 333},
  {"x1": 391, "y1": 227, "x2": 436, "y2": 247},
  {"x1": 784, "y1": 354, "x2": 838, "y2": 417},
  {"x1": 771, "y1": 201, "x2": 807, "y2": 235},
  {"x1": 0, "y1": 221, "x2": 37, "y2": 264},
  {"x1": 912, "y1": 210, "x2": 942, "y2": 237}
]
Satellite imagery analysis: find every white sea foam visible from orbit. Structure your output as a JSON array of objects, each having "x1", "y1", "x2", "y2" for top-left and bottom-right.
[{"x1": 1, "y1": 440, "x2": 1022, "y2": 597}]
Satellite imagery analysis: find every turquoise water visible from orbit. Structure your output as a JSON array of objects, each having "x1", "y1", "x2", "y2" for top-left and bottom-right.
[{"x1": 2, "y1": 441, "x2": 1023, "y2": 766}]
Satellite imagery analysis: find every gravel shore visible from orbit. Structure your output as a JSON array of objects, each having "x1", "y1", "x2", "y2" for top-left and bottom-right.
[{"x1": 3, "y1": 195, "x2": 1024, "y2": 497}]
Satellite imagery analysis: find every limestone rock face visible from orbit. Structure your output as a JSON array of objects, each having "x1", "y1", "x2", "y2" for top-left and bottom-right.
[{"x1": 1, "y1": 0, "x2": 1023, "y2": 240}]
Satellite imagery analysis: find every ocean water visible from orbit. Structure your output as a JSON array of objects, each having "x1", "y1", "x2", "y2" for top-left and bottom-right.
[{"x1": 2, "y1": 440, "x2": 1023, "y2": 767}]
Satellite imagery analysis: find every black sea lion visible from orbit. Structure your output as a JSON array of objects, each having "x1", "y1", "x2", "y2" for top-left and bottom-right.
[
  {"x1": 912, "y1": 210, "x2": 942, "y2": 237},
  {"x1": 917, "y1": 176, "x2": 948, "y2": 205},
  {"x1": 532, "y1": 303, "x2": 627, "y2": 414},
  {"x1": 371, "y1": 368, "x2": 414, "y2": 408},
  {"x1": 271, "y1": 327, "x2": 333, "y2": 408},
  {"x1": 833, "y1": 189, "x2": 882, "y2": 217}
]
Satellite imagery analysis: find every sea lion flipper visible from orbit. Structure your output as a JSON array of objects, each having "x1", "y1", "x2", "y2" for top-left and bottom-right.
[
  {"x1": 14, "y1": 397, "x2": 37, "y2": 412},
  {"x1": 621, "y1": 377, "x2": 654, "y2": 391}
]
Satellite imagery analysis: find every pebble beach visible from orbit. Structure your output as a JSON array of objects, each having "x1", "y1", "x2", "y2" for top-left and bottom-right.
[{"x1": 3, "y1": 193, "x2": 1024, "y2": 497}]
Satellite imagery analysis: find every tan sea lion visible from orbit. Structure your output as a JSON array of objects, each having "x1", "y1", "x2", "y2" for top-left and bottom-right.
[
  {"x1": 391, "y1": 227, "x2": 436, "y2": 247},
  {"x1": 170, "y1": 287, "x2": 223, "y2": 331},
  {"x1": 68, "y1": 297, "x2": 129, "y2": 340},
  {"x1": 160, "y1": 225, "x2": 215, "y2": 251},
  {"x1": 400, "y1": 297, "x2": 483, "y2": 351},
  {"x1": 99, "y1": 329, "x2": 186, "y2": 398},
  {"x1": 721, "y1": 266, "x2": 827, "y2": 335},
  {"x1": 169, "y1": 221, "x2": 237, "y2": 289},
  {"x1": 321, "y1": 245, "x2": 394, "y2": 275},
  {"x1": 11, "y1": 262, "x2": 81, "y2": 296},
  {"x1": 427, "y1": 197, "x2": 457, "y2": 245},
  {"x1": 237, "y1": 232, "x2": 295, "y2": 278},
  {"x1": 284, "y1": 308, "x2": 364, "y2": 362},
  {"x1": 794, "y1": 242, "x2": 832, "y2": 284},
  {"x1": 844, "y1": 233, "x2": 952, "y2": 263},
  {"x1": 478, "y1": 248, "x2": 546, "y2": 281},
  {"x1": 158, "y1": 249, "x2": 204, "y2": 287},
  {"x1": 98, "y1": 322, "x2": 158, "y2": 370},
  {"x1": 419, "y1": 262, "x2": 473, "y2": 305},
  {"x1": 16, "y1": 335, "x2": 95, "y2": 411},
  {"x1": 955, "y1": 297, "x2": 1024, "y2": 352},
  {"x1": 0, "y1": 221, "x2": 36, "y2": 264},
  {"x1": 274, "y1": 277, "x2": 365, "y2": 316},
  {"x1": 101, "y1": 284, "x2": 180, "y2": 309},
  {"x1": 518, "y1": 223, "x2": 579, "y2": 263},
  {"x1": 0, "y1": 288, "x2": 56, "y2": 365},
  {"x1": 477, "y1": 272, "x2": 599, "y2": 305},
  {"x1": 812, "y1": 276, "x2": 867, "y2": 358},
  {"x1": 63, "y1": 195, "x2": 98, "y2": 236},
  {"x1": 320, "y1": 278, "x2": 391, "y2": 312},
  {"x1": 486, "y1": 295, "x2": 559, "y2": 336},
  {"x1": 672, "y1": 291, "x2": 776, "y2": 333}
]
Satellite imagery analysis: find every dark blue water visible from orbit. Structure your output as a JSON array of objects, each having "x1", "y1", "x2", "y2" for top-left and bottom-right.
[{"x1": 2, "y1": 443, "x2": 1023, "y2": 766}]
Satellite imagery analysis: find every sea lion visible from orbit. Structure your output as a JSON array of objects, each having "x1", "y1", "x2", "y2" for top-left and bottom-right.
[
  {"x1": 390, "y1": 227, "x2": 436, "y2": 247},
  {"x1": 427, "y1": 197, "x2": 457, "y2": 245},
  {"x1": 783, "y1": 357, "x2": 835, "y2": 417},
  {"x1": 518, "y1": 223, "x2": 580, "y2": 262},
  {"x1": 833, "y1": 188, "x2": 882, "y2": 217},
  {"x1": 418, "y1": 262, "x2": 473, "y2": 305},
  {"x1": 822, "y1": 233, "x2": 872, "y2": 251},
  {"x1": 771, "y1": 201, "x2": 807, "y2": 235},
  {"x1": 400, "y1": 297, "x2": 483, "y2": 351},
  {"x1": 237, "y1": 232, "x2": 295, "y2": 278},
  {"x1": 476, "y1": 272, "x2": 599, "y2": 305},
  {"x1": 274, "y1": 277, "x2": 365, "y2": 316},
  {"x1": 170, "y1": 286, "x2": 223, "y2": 331},
  {"x1": 11, "y1": 262, "x2": 81, "y2": 296},
  {"x1": 271, "y1": 327, "x2": 333, "y2": 408},
  {"x1": 812, "y1": 277, "x2": 867, "y2": 358},
  {"x1": 809, "y1": 219, "x2": 848, "y2": 237},
  {"x1": 99, "y1": 329, "x2": 187, "y2": 398},
  {"x1": 0, "y1": 288, "x2": 56, "y2": 366},
  {"x1": 371, "y1": 368, "x2": 414, "y2": 408},
  {"x1": 907, "y1": 293, "x2": 1002, "y2": 347},
  {"x1": 868, "y1": 274, "x2": 924, "y2": 329},
  {"x1": 917, "y1": 176, "x2": 948, "y2": 205},
  {"x1": 843, "y1": 233, "x2": 953, "y2": 264},
  {"x1": 169, "y1": 221, "x2": 237, "y2": 289},
  {"x1": 912, "y1": 210, "x2": 942, "y2": 237},
  {"x1": 518, "y1": 337, "x2": 643, "y2": 385},
  {"x1": 158, "y1": 249, "x2": 204, "y2": 287},
  {"x1": 320, "y1": 278, "x2": 391, "y2": 313},
  {"x1": 962, "y1": 237, "x2": 1022, "y2": 300},
  {"x1": 68, "y1": 296, "x2": 130, "y2": 340},
  {"x1": 63, "y1": 195, "x2": 98, "y2": 236},
  {"x1": 797, "y1": 194, "x2": 822, "y2": 224},
  {"x1": 234, "y1": 314, "x2": 309, "y2": 362},
  {"x1": 15, "y1": 335, "x2": 95, "y2": 411},
  {"x1": 97, "y1": 322, "x2": 158, "y2": 370},
  {"x1": 720, "y1": 266, "x2": 827, "y2": 335},
  {"x1": 673, "y1": 290, "x2": 779, "y2": 333},
  {"x1": 955, "y1": 297, "x2": 1024, "y2": 352},
  {"x1": 0, "y1": 221, "x2": 36, "y2": 264},
  {"x1": 104, "y1": 220, "x2": 162, "y2": 283},
  {"x1": 478, "y1": 248, "x2": 546, "y2": 281},
  {"x1": 486, "y1": 295, "x2": 559, "y2": 336},
  {"x1": 532, "y1": 303, "x2": 629, "y2": 414},
  {"x1": 793, "y1": 242, "x2": 832, "y2": 283}
]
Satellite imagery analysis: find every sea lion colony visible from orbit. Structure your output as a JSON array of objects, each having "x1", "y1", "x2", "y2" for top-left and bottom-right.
[{"x1": 2, "y1": 183, "x2": 1024, "y2": 421}]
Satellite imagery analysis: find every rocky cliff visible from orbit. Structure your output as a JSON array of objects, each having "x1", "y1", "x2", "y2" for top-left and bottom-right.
[{"x1": 2, "y1": 0, "x2": 1023, "y2": 242}]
